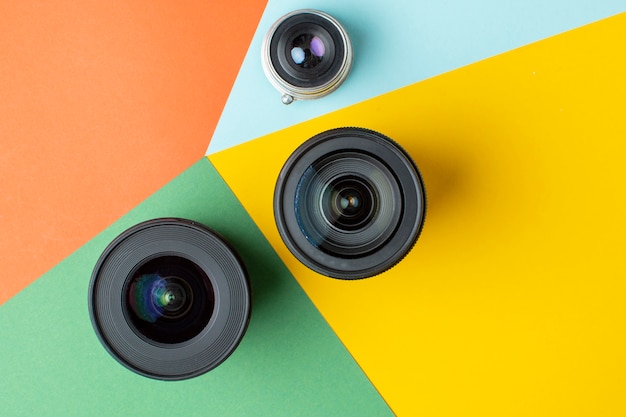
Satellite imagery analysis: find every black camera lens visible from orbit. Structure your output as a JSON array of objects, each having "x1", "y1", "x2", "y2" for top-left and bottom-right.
[
  {"x1": 89, "y1": 218, "x2": 250, "y2": 380},
  {"x1": 274, "y1": 128, "x2": 426, "y2": 279},
  {"x1": 262, "y1": 9, "x2": 352, "y2": 104}
]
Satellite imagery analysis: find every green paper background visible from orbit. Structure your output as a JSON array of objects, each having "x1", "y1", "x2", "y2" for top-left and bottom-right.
[{"x1": 0, "y1": 158, "x2": 392, "y2": 417}]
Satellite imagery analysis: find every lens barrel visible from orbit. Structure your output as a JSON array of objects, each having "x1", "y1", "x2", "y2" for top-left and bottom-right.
[
  {"x1": 274, "y1": 128, "x2": 426, "y2": 279},
  {"x1": 89, "y1": 218, "x2": 250, "y2": 380},
  {"x1": 262, "y1": 9, "x2": 353, "y2": 104}
]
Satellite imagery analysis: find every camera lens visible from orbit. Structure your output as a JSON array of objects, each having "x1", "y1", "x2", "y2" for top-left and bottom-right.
[
  {"x1": 262, "y1": 9, "x2": 353, "y2": 104},
  {"x1": 274, "y1": 128, "x2": 426, "y2": 279},
  {"x1": 89, "y1": 218, "x2": 250, "y2": 380}
]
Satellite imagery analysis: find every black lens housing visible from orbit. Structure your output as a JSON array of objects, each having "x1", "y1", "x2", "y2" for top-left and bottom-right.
[
  {"x1": 89, "y1": 218, "x2": 250, "y2": 380},
  {"x1": 274, "y1": 128, "x2": 426, "y2": 279}
]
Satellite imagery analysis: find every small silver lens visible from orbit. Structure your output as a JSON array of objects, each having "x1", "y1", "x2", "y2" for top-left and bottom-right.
[{"x1": 262, "y1": 9, "x2": 353, "y2": 104}]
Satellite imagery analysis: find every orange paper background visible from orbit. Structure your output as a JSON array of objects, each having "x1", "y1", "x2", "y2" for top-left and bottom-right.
[{"x1": 0, "y1": 0, "x2": 267, "y2": 304}]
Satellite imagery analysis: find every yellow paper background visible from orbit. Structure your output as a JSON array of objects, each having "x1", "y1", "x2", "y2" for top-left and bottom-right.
[{"x1": 211, "y1": 13, "x2": 626, "y2": 416}]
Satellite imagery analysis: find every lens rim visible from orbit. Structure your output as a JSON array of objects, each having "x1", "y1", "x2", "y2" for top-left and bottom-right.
[
  {"x1": 89, "y1": 218, "x2": 251, "y2": 380},
  {"x1": 274, "y1": 128, "x2": 427, "y2": 279},
  {"x1": 262, "y1": 9, "x2": 353, "y2": 104}
]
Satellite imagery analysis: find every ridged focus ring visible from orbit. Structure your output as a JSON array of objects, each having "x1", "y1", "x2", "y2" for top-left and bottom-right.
[
  {"x1": 89, "y1": 218, "x2": 251, "y2": 380},
  {"x1": 274, "y1": 128, "x2": 426, "y2": 279}
]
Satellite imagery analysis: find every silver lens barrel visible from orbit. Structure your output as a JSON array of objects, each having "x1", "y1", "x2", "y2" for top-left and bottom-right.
[{"x1": 262, "y1": 9, "x2": 353, "y2": 104}]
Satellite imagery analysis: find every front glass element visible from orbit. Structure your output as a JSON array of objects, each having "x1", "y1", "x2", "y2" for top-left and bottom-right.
[
  {"x1": 290, "y1": 34, "x2": 325, "y2": 68},
  {"x1": 294, "y1": 153, "x2": 401, "y2": 258},
  {"x1": 129, "y1": 274, "x2": 193, "y2": 323},
  {"x1": 127, "y1": 256, "x2": 214, "y2": 344}
]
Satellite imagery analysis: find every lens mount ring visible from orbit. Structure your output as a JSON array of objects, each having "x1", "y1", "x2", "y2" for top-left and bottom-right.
[
  {"x1": 274, "y1": 128, "x2": 427, "y2": 279},
  {"x1": 89, "y1": 218, "x2": 251, "y2": 380},
  {"x1": 262, "y1": 9, "x2": 353, "y2": 104}
]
